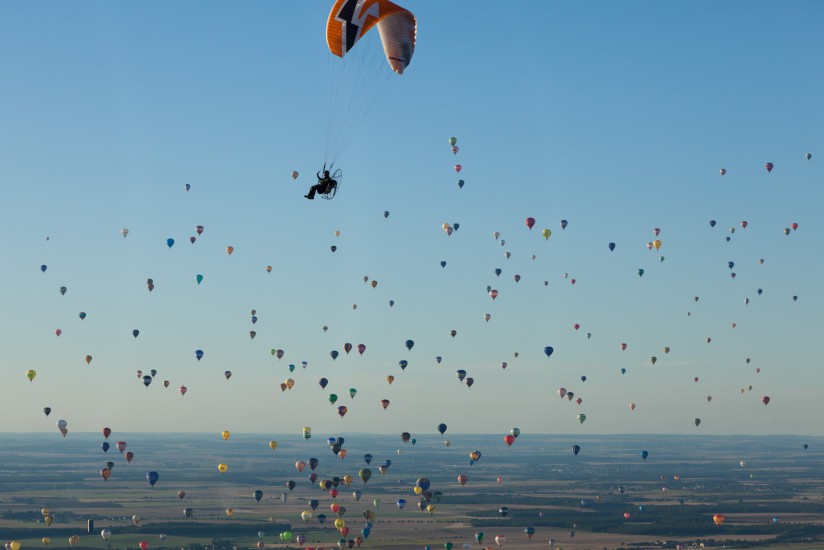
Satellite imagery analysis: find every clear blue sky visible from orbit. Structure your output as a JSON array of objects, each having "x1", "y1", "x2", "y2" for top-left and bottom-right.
[{"x1": 1, "y1": 1, "x2": 822, "y2": 437}]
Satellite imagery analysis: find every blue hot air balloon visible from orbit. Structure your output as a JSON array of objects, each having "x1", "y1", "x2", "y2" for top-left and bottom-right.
[
  {"x1": 364, "y1": 454, "x2": 373, "y2": 464},
  {"x1": 405, "y1": 339, "x2": 415, "y2": 351},
  {"x1": 640, "y1": 450, "x2": 649, "y2": 461},
  {"x1": 195, "y1": 349, "x2": 204, "y2": 361},
  {"x1": 396, "y1": 499, "x2": 406, "y2": 510},
  {"x1": 166, "y1": 238, "x2": 175, "y2": 249},
  {"x1": 544, "y1": 346, "x2": 554, "y2": 358},
  {"x1": 101, "y1": 442, "x2": 110, "y2": 453},
  {"x1": 330, "y1": 350, "x2": 339, "y2": 360},
  {"x1": 608, "y1": 242, "x2": 616, "y2": 251},
  {"x1": 146, "y1": 471, "x2": 159, "y2": 486}
]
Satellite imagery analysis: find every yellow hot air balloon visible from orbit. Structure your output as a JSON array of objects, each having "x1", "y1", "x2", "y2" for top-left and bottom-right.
[
  {"x1": 218, "y1": 463, "x2": 228, "y2": 474},
  {"x1": 225, "y1": 508, "x2": 234, "y2": 517},
  {"x1": 11, "y1": 540, "x2": 21, "y2": 550},
  {"x1": 268, "y1": 440, "x2": 278, "y2": 451},
  {"x1": 652, "y1": 239, "x2": 662, "y2": 250},
  {"x1": 413, "y1": 486, "x2": 423, "y2": 495},
  {"x1": 301, "y1": 510, "x2": 313, "y2": 522},
  {"x1": 285, "y1": 378, "x2": 295, "y2": 389},
  {"x1": 45, "y1": 515, "x2": 53, "y2": 526},
  {"x1": 334, "y1": 518, "x2": 346, "y2": 530},
  {"x1": 221, "y1": 430, "x2": 231, "y2": 441},
  {"x1": 27, "y1": 369, "x2": 36, "y2": 382},
  {"x1": 426, "y1": 504, "x2": 436, "y2": 514},
  {"x1": 41, "y1": 508, "x2": 50, "y2": 517},
  {"x1": 342, "y1": 474, "x2": 353, "y2": 486},
  {"x1": 41, "y1": 538, "x2": 51, "y2": 547},
  {"x1": 541, "y1": 228, "x2": 551, "y2": 240}
]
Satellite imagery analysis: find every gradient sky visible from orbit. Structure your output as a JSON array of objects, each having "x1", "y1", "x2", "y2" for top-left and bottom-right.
[{"x1": 0, "y1": 1, "x2": 822, "y2": 437}]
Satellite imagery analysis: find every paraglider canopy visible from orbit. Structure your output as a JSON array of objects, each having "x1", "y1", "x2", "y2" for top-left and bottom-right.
[{"x1": 326, "y1": 0, "x2": 417, "y2": 74}]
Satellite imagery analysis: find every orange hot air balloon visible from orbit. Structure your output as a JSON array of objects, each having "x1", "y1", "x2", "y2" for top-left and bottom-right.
[
  {"x1": 713, "y1": 513, "x2": 725, "y2": 526},
  {"x1": 226, "y1": 246, "x2": 234, "y2": 255},
  {"x1": 386, "y1": 375, "x2": 395, "y2": 385}
]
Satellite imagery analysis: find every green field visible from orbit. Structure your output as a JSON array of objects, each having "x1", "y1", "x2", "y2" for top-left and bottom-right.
[{"x1": 2, "y1": 433, "x2": 824, "y2": 549}]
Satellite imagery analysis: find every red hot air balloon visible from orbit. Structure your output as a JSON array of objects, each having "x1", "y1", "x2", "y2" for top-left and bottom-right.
[
  {"x1": 525, "y1": 217, "x2": 536, "y2": 230},
  {"x1": 504, "y1": 434, "x2": 515, "y2": 447},
  {"x1": 454, "y1": 164, "x2": 462, "y2": 173},
  {"x1": 116, "y1": 441, "x2": 127, "y2": 453},
  {"x1": 765, "y1": 162, "x2": 774, "y2": 172},
  {"x1": 102, "y1": 427, "x2": 111, "y2": 439}
]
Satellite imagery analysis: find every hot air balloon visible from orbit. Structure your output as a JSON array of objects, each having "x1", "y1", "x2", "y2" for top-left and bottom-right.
[
  {"x1": 572, "y1": 444, "x2": 581, "y2": 456},
  {"x1": 765, "y1": 162, "x2": 773, "y2": 172},
  {"x1": 641, "y1": 450, "x2": 649, "y2": 461},
  {"x1": 146, "y1": 471, "x2": 159, "y2": 486},
  {"x1": 713, "y1": 513, "x2": 725, "y2": 526}
]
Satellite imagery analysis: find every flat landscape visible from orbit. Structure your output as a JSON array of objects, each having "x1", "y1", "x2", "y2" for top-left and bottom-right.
[{"x1": 2, "y1": 433, "x2": 824, "y2": 549}]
